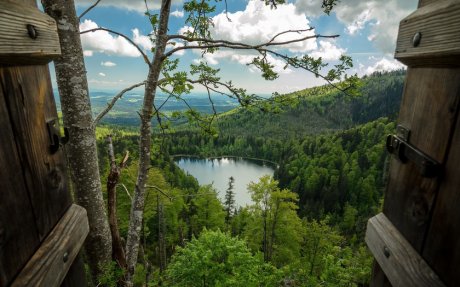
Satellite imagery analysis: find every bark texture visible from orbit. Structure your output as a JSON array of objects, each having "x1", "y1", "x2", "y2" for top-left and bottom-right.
[
  {"x1": 42, "y1": 0, "x2": 112, "y2": 279},
  {"x1": 124, "y1": 0, "x2": 172, "y2": 285}
]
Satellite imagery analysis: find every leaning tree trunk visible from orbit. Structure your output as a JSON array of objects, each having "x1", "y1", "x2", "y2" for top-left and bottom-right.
[
  {"x1": 42, "y1": 0, "x2": 112, "y2": 280},
  {"x1": 124, "y1": 0, "x2": 172, "y2": 285}
]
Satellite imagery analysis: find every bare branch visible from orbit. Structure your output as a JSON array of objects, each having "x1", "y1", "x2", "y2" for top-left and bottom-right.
[
  {"x1": 120, "y1": 151, "x2": 130, "y2": 168},
  {"x1": 93, "y1": 81, "x2": 146, "y2": 127},
  {"x1": 146, "y1": 185, "x2": 173, "y2": 201},
  {"x1": 120, "y1": 184, "x2": 132, "y2": 200},
  {"x1": 78, "y1": 0, "x2": 102, "y2": 21},
  {"x1": 265, "y1": 28, "x2": 315, "y2": 45},
  {"x1": 80, "y1": 27, "x2": 151, "y2": 66},
  {"x1": 205, "y1": 86, "x2": 217, "y2": 117}
]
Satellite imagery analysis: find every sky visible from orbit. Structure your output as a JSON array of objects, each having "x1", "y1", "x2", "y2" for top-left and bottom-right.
[{"x1": 48, "y1": 0, "x2": 418, "y2": 95}]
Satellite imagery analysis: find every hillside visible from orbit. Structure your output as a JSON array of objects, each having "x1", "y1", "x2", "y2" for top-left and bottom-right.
[{"x1": 213, "y1": 70, "x2": 404, "y2": 139}]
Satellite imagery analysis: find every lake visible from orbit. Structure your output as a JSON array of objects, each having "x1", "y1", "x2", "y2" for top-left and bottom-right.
[{"x1": 175, "y1": 157, "x2": 275, "y2": 207}]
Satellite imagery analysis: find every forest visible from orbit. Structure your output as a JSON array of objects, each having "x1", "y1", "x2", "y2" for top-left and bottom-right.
[{"x1": 91, "y1": 70, "x2": 405, "y2": 286}]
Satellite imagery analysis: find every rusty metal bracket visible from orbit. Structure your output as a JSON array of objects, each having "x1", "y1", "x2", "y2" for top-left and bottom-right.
[{"x1": 386, "y1": 125, "x2": 441, "y2": 178}]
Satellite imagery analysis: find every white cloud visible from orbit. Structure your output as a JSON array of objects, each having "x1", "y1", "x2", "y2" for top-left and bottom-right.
[
  {"x1": 310, "y1": 40, "x2": 345, "y2": 60},
  {"x1": 209, "y1": 1, "x2": 317, "y2": 53},
  {"x1": 364, "y1": 57, "x2": 405, "y2": 75},
  {"x1": 132, "y1": 28, "x2": 153, "y2": 51},
  {"x1": 346, "y1": 9, "x2": 372, "y2": 35},
  {"x1": 171, "y1": 10, "x2": 184, "y2": 18},
  {"x1": 80, "y1": 20, "x2": 141, "y2": 57},
  {"x1": 83, "y1": 50, "x2": 93, "y2": 57},
  {"x1": 101, "y1": 61, "x2": 117, "y2": 67},
  {"x1": 178, "y1": 1, "x2": 323, "y2": 76},
  {"x1": 99, "y1": 72, "x2": 106, "y2": 77},
  {"x1": 295, "y1": 0, "x2": 418, "y2": 53}
]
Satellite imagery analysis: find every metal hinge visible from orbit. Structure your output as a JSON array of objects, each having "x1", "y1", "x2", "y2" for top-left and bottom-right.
[{"x1": 386, "y1": 125, "x2": 441, "y2": 178}]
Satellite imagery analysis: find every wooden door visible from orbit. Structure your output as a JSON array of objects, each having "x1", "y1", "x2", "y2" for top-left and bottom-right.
[
  {"x1": 0, "y1": 0, "x2": 88, "y2": 286},
  {"x1": 366, "y1": 0, "x2": 460, "y2": 286}
]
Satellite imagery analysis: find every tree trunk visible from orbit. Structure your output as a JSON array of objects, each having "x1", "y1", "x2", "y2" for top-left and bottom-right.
[
  {"x1": 106, "y1": 136, "x2": 128, "y2": 270},
  {"x1": 124, "y1": 0, "x2": 172, "y2": 285},
  {"x1": 42, "y1": 0, "x2": 112, "y2": 280}
]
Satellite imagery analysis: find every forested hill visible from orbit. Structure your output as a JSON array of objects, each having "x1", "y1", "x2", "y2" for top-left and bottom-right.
[{"x1": 214, "y1": 70, "x2": 405, "y2": 139}]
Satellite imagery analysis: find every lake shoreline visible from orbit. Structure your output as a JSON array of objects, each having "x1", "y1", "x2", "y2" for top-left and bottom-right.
[{"x1": 171, "y1": 154, "x2": 279, "y2": 168}]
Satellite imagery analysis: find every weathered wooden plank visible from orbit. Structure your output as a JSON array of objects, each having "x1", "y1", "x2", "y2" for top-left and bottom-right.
[
  {"x1": 422, "y1": 105, "x2": 460, "y2": 286},
  {"x1": 365, "y1": 213, "x2": 445, "y2": 287},
  {"x1": 0, "y1": 1, "x2": 61, "y2": 65},
  {"x1": 383, "y1": 67, "x2": 460, "y2": 251},
  {"x1": 0, "y1": 65, "x2": 73, "y2": 240},
  {"x1": 11, "y1": 204, "x2": 89, "y2": 287},
  {"x1": 0, "y1": 69, "x2": 41, "y2": 286},
  {"x1": 418, "y1": 0, "x2": 439, "y2": 7},
  {"x1": 395, "y1": 0, "x2": 460, "y2": 66}
]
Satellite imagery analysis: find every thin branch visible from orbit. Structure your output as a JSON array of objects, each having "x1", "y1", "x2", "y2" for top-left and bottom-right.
[
  {"x1": 120, "y1": 183, "x2": 132, "y2": 200},
  {"x1": 146, "y1": 185, "x2": 173, "y2": 201},
  {"x1": 205, "y1": 86, "x2": 217, "y2": 117},
  {"x1": 93, "y1": 81, "x2": 146, "y2": 127},
  {"x1": 80, "y1": 27, "x2": 151, "y2": 66},
  {"x1": 266, "y1": 28, "x2": 314, "y2": 45},
  {"x1": 78, "y1": 0, "x2": 102, "y2": 21},
  {"x1": 260, "y1": 48, "x2": 352, "y2": 94},
  {"x1": 120, "y1": 151, "x2": 130, "y2": 168},
  {"x1": 223, "y1": 0, "x2": 232, "y2": 22}
]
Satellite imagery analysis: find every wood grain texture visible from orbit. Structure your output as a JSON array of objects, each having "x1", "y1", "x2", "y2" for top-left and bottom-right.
[
  {"x1": 365, "y1": 213, "x2": 445, "y2": 287},
  {"x1": 395, "y1": 0, "x2": 460, "y2": 66},
  {"x1": 419, "y1": 0, "x2": 439, "y2": 7},
  {"x1": 0, "y1": 1, "x2": 61, "y2": 65},
  {"x1": 383, "y1": 67, "x2": 460, "y2": 251},
  {"x1": 0, "y1": 69, "x2": 41, "y2": 286},
  {"x1": 422, "y1": 103, "x2": 460, "y2": 286},
  {"x1": 0, "y1": 65, "x2": 73, "y2": 241},
  {"x1": 11, "y1": 204, "x2": 89, "y2": 287}
]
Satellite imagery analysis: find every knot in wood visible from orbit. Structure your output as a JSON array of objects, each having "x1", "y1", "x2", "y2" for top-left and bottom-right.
[{"x1": 26, "y1": 24, "x2": 38, "y2": 39}]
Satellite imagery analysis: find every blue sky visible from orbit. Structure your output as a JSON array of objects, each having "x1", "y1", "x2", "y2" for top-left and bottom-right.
[{"x1": 48, "y1": 0, "x2": 418, "y2": 94}]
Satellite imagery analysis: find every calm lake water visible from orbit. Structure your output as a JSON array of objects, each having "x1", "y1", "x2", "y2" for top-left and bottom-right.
[{"x1": 175, "y1": 157, "x2": 275, "y2": 207}]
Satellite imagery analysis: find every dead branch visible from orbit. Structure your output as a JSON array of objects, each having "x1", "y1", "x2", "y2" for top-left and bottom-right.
[
  {"x1": 106, "y1": 135, "x2": 129, "y2": 271},
  {"x1": 78, "y1": 0, "x2": 102, "y2": 21},
  {"x1": 146, "y1": 185, "x2": 173, "y2": 201},
  {"x1": 121, "y1": 184, "x2": 132, "y2": 200},
  {"x1": 93, "y1": 81, "x2": 146, "y2": 127}
]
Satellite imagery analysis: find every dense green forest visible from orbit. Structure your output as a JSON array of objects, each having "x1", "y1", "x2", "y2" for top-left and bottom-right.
[{"x1": 94, "y1": 70, "x2": 404, "y2": 286}]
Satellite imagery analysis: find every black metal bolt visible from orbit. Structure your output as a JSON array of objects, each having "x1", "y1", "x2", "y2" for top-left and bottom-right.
[
  {"x1": 26, "y1": 24, "x2": 38, "y2": 39},
  {"x1": 412, "y1": 32, "x2": 422, "y2": 47},
  {"x1": 63, "y1": 252, "x2": 69, "y2": 263},
  {"x1": 383, "y1": 246, "x2": 390, "y2": 258}
]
